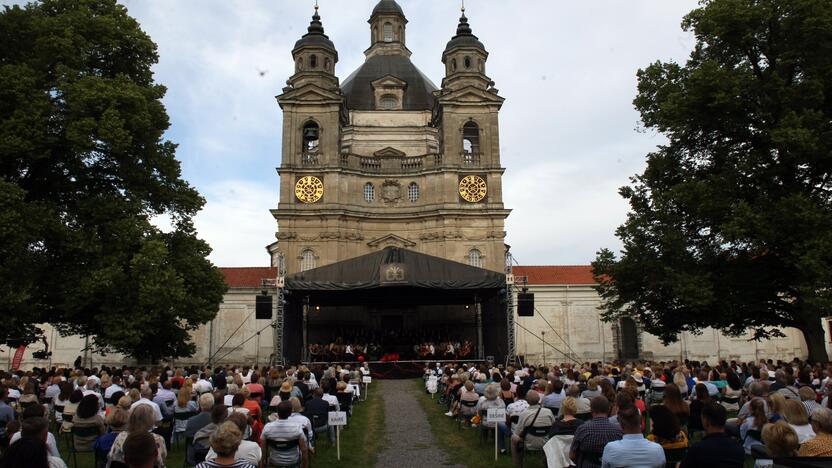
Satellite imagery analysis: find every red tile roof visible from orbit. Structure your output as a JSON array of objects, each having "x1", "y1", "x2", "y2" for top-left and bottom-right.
[
  {"x1": 220, "y1": 267, "x2": 278, "y2": 288},
  {"x1": 512, "y1": 265, "x2": 597, "y2": 285}
]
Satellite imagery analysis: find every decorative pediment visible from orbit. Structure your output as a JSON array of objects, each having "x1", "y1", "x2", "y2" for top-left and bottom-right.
[
  {"x1": 277, "y1": 84, "x2": 343, "y2": 104},
  {"x1": 371, "y1": 74, "x2": 408, "y2": 90},
  {"x1": 367, "y1": 233, "x2": 416, "y2": 248},
  {"x1": 438, "y1": 86, "x2": 504, "y2": 106},
  {"x1": 373, "y1": 147, "x2": 406, "y2": 158}
]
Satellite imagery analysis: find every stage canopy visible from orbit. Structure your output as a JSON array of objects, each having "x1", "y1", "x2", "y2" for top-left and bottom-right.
[{"x1": 285, "y1": 246, "x2": 505, "y2": 292}]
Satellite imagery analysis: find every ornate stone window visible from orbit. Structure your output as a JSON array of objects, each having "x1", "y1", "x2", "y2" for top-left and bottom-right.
[
  {"x1": 324, "y1": 57, "x2": 331, "y2": 72},
  {"x1": 310, "y1": 54, "x2": 318, "y2": 68},
  {"x1": 468, "y1": 249, "x2": 483, "y2": 268},
  {"x1": 364, "y1": 182, "x2": 375, "y2": 203},
  {"x1": 464, "y1": 56, "x2": 472, "y2": 69},
  {"x1": 300, "y1": 249, "x2": 316, "y2": 272},
  {"x1": 451, "y1": 58, "x2": 457, "y2": 72},
  {"x1": 383, "y1": 22, "x2": 393, "y2": 42},
  {"x1": 379, "y1": 94, "x2": 398, "y2": 110},
  {"x1": 408, "y1": 182, "x2": 419, "y2": 202},
  {"x1": 296, "y1": 58, "x2": 303, "y2": 72}
]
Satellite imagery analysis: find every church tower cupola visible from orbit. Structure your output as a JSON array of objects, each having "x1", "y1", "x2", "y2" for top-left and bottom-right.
[
  {"x1": 442, "y1": 5, "x2": 490, "y2": 90},
  {"x1": 367, "y1": 0, "x2": 409, "y2": 58},
  {"x1": 291, "y1": 3, "x2": 338, "y2": 82}
]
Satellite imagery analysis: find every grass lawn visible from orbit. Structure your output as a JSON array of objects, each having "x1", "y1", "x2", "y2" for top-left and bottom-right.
[
  {"x1": 414, "y1": 380, "x2": 547, "y2": 468},
  {"x1": 52, "y1": 390, "x2": 385, "y2": 468}
]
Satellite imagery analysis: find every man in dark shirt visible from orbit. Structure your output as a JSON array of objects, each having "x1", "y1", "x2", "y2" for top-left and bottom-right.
[
  {"x1": 570, "y1": 396, "x2": 623, "y2": 468},
  {"x1": 294, "y1": 371, "x2": 310, "y2": 400},
  {"x1": 681, "y1": 402, "x2": 744, "y2": 468}
]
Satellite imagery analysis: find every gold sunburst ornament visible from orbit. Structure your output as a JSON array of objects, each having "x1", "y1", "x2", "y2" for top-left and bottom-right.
[
  {"x1": 295, "y1": 176, "x2": 324, "y2": 203},
  {"x1": 458, "y1": 175, "x2": 487, "y2": 202}
]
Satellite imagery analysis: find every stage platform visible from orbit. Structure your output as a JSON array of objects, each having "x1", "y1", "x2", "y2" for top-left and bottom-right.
[{"x1": 304, "y1": 359, "x2": 487, "y2": 379}]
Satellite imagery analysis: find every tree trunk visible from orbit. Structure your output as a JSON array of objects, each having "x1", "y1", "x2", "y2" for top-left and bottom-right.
[{"x1": 799, "y1": 317, "x2": 829, "y2": 363}]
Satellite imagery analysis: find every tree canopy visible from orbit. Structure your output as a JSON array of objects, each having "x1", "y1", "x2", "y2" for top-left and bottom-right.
[
  {"x1": 593, "y1": 0, "x2": 832, "y2": 362},
  {"x1": 0, "y1": 0, "x2": 227, "y2": 361}
]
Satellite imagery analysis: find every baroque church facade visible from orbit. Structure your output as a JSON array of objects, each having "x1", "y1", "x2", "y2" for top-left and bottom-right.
[{"x1": 270, "y1": 0, "x2": 509, "y2": 274}]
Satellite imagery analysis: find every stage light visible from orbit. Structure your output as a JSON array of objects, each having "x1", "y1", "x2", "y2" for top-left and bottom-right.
[
  {"x1": 465, "y1": 305, "x2": 470, "y2": 309},
  {"x1": 315, "y1": 305, "x2": 320, "y2": 311}
]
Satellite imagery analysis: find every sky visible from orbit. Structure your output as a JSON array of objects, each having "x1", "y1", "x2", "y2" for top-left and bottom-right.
[{"x1": 80, "y1": 0, "x2": 701, "y2": 267}]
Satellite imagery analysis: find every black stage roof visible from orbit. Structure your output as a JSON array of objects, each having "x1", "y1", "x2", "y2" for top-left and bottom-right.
[{"x1": 285, "y1": 246, "x2": 505, "y2": 292}]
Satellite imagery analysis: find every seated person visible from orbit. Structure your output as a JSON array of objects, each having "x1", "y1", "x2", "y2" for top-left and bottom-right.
[
  {"x1": 601, "y1": 406, "x2": 665, "y2": 468},
  {"x1": 122, "y1": 431, "x2": 158, "y2": 468},
  {"x1": 757, "y1": 421, "x2": 799, "y2": 466},
  {"x1": 646, "y1": 404, "x2": 688, "y2": 449},
  {"x1": 510, "y1": 390, "x2": 555, "y2": 466},
  {"x1": 680, "y1": 402, "x2": 744, "y2": 468},
  {"x1": 550, "y1": 397, "x2": 583, "y2": 436},
  {"x1": 198, "y1": 419, "x2": 257, "y2": 468},
  {"x1": 799, "y1": 407, "x2": 832, "y2": 457},
  {"x1": 261, "y1": 401, "x2": 308, "y2": 468}
]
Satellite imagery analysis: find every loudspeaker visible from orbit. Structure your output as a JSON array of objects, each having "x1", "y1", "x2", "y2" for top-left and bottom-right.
[
  {"x1": 255, "y1": 295, "x2": 272, "y2": 319},
  {"x1": 517, "y1": 293, "x2": 534, "y2": 316}
]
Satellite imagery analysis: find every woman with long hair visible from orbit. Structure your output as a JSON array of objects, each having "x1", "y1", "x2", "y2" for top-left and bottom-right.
[
  {"x1": 174, "y1": 386, "x2": 198, "y2": 440},
  {"x1": 662, "y1": 383, "x2": 690, "y2": 428},
  {"x1": 740, "y1": 398, "x2": 767, "y2": 454},
  {"x1": 688, "y1": 383, "x2": 711, "y2": 432},
  {"x1": 647, "y1": 404, "x2": 688, "y2": 449},
  {"x1": 722, "y1": 370, "x2": 743, "y2": 412},
  {"x1": 72, "y1": 394, "x2": 105, "y2": 450},
  {"x1": 769, "y1": 392, "x2": 787, "y2": 423}
]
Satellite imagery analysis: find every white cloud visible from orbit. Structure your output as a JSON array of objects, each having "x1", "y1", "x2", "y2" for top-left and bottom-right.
[{"x1": 193, "y1": 180, "x2": 277, "y2": 267}]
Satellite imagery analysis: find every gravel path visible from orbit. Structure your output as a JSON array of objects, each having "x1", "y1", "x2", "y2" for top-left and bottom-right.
[{"x1": 374, "y1": 379, "x2": 465, "y2": 468}]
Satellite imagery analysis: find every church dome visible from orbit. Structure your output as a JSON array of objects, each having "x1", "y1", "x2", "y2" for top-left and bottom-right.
[
  {"x1": 371, "y1": 0, "x2": 404, "y2": 17},
  {"x1": 341, "y1": 54, "x2": 438, "y2": 110}
]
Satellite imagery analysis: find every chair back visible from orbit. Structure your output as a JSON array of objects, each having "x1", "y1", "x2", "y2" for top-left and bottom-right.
[
  {"x1": 174, "y1": 411, "x2": 196, "y2": 421},
  {"x1": 526, "y1": 426, "x2": 550, "y2": 437},
  {"x1": 745, "y1": 428, "x2": 763, "y2": 443},
  {"x1": 267, "y1": 437, "x2": 301, "y2": 466},
  {"x1": 461, "y1": 400, "x2": 478, "y2": 408},
  {"x1": 310, "y1": 414, "x2": 328, "y2": 430},
  {"x1": 664, "y1": 447, "x2": 688, "y2": 463}
]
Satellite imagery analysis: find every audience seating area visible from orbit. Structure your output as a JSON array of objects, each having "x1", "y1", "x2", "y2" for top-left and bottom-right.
[
  {"x1": 425, "y1": 358, "x2": 832, "y2": 468},
  {"x1": 0, "y1": 362, "x2": 373, "y2": 468}
]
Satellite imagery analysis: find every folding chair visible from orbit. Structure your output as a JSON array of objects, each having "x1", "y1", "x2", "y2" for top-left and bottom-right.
[
  {"x1": 520, "y1": 426, "x2": 550, "y2": 468},
  {"x1": 664, "y1": 447, "x2": 688, "y2": 465},
  {"x1": 457, "y1": 400, "x2": 478, "y2": 429},
  {"x1": 70, "y1": 426, "x2": 101, "y2": 468},
  {"x1": 266, "y1": 438, "x2": 302, "y2": 468}
]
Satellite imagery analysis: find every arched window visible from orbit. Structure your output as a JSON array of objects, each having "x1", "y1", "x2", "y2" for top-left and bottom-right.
[
  {"x1": 408, "y1": 182, "x2": 419, "y2": 202},
  {"x1": 300, "y1": 249, "x2": 316, "y2": 272},
  {"x1": 310, "y1": 54, "x2": 318, "y2": 68},
  {"x1": 464, "y1": 56, "x2": 472, "y2": 69},
  {"x1": 383, "y1": 22, "x2": 393, "y2": 42},
  {"x1": 302, "y1": 121, "x2": 320, "y2": 165},
  {"x1": 462, "y1": 121, "x2": 480, "y2": 163},
  {"x1": 379, "y1": 94, "x2": 398, "y2": 110},
  {"x1": 324, "y1": 57, "x2": 331, "y2": 71},
  {"x1": 451, "y1": 58, "x2": 457, "y2": 72},
  {"x1": 364, "y1": 182, "x2": 375, "y2": 202},
  {"x1": 468, "y1": 249, "x2": 483, "y2": 268},
  {"x1": 296, "y1": 58, "x2": 303, "y2": 72}
]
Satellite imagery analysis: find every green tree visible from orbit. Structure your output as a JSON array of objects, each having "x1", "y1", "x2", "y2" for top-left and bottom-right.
[
  {"x1": 593, "y1": 0, "x2": 832, "y2": 363},
  {"x1": 0, "y1": 0, "x2": 227, "y2": 362}
]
